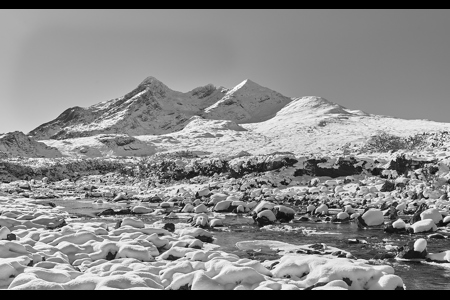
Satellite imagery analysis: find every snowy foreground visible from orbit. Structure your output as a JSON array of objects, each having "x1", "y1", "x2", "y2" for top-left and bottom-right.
[{"x1": 0, "y1": 195, "x2": 406, "y2": 290}]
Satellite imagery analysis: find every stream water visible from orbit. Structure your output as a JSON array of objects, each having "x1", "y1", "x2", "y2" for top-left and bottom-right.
[{"x1": 53, "y1": 198, "x2": 450, "y2": 290}]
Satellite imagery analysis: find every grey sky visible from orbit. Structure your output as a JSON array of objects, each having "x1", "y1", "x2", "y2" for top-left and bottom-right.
[{"x1": 1, "y1": 9, "x2": 450, "y2": 134}]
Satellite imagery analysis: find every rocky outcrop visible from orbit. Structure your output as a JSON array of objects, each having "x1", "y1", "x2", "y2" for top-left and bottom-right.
[
  {"x1": 0, "y1": 131, "x2": 63, "y2": 158},
  {"x1": 0, "y1": 151, "x2": 443, "y2": 184},
  {"x1": 296, "y1": 156, "x2": 363, "y2": 178}
]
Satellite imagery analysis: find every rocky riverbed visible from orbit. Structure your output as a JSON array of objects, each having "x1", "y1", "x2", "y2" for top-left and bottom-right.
[{"x1": 1, "y1": 150, "x2": 450, "y2": 290}]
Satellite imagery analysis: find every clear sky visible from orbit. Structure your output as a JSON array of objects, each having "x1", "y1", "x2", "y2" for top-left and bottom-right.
[{"x1": 1, "y1": 9, "x2": 450, "y2": 134}]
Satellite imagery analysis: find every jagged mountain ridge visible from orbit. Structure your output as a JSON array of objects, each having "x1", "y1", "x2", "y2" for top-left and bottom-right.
[
  {"x1": 28, "y1": 77, "x2": 293, "y2": 140},
  {"x1": 29, "y1": 77, "x2": 228, "y2": 139}
]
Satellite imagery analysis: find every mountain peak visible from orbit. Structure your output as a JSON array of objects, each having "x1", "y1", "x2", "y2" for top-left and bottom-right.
[
  {"x1": 241, "y1": 78, "x2": 255, "y2": 84},
  {"x1": 138, "y1": 76, "x2": 163, "y2": 85},
  {"x1": 236, "y1": 78, "x2": 259, "y2": 88},
  {"x1": 137, "y1": 76, "x2": 170, "y2": 91},
  {"x1": 275, "y1": 96, "x2": 352, "y2": 118}
]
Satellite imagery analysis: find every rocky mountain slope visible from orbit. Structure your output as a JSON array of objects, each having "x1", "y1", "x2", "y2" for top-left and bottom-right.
[
  {"x1": 0, "y1": 131, "x2": 63, "y2": 158},
  {"x1": 43, "y1": 134, "x2": 157, "y2": 158}
]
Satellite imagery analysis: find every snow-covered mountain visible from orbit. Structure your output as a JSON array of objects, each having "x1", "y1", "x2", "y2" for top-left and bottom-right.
[
  {"x1": 4, "y1": 76, "x2": 450, "y2": 159},
  {"x1": 28, "y1": 77, "x2": 291, "y2": 140},
  {"x1": 203, "y1": 79, "x2": 292, "y2": 123}
]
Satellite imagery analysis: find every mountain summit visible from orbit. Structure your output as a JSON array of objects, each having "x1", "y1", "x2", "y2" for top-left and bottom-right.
[{"x1": 203, "y1": 79, "x2": 292, "y2": 123}]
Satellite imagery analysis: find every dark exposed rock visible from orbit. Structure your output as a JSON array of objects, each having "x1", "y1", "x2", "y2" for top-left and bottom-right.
[
  {"x1": 428, "y1": 233, "x2": 446, "y2": 239},
  {"x1": 195, "y1": 235, "x2": 214, "y2": 243},
  {"x1": 384, "y1": 224, "x2": 407, "y2": 234},
  {"x1": 380, "y1": 180, "x2": 395, "y2": 192},
  {"x1": 255, "y1": 216, "x2": 274, "y2": 227},
  {"x1": 97, "y1": 208, "x2": 115, "y2": 216},
  {"x1": 273, "y1": 208, "x2": 295, "y2": 223},
  {"x1": 304, "y1": 281, "x2": 328, "y2": 290},
  {"x1": 105, "y1": 251, "x2": 117, "y2": 260},
  {"x1": 396, "y1": 242, "x2": 427, "y2": 260},
  {"x1": 301, "y1": 157, "x2": 362, "y2": 178},
  {"x1": 115, "y1": 220, "x2": 122, "y2": 229},
  {"x1": 163, "y1": 223, "x2": 175, "y2": 233},
  {"x1": 97, "y1": 208, "x2": 132, "y2": 217},
  {"x1": 6, "y1": 233, "x2": 16, "y2": 241}
]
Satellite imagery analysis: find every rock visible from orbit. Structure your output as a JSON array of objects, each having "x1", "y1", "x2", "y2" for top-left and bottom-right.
[
  {"x1": 150, "y1": 196, "x2": 162, "y2": 203},
  {"x1": 273, "y1": 205, "x2": 295, "y2": 222},
  {"x1": 336, "y1": 211, "x2": 349, "y2": 220},
  {"x1": 344, "y1": 205, "x2": 355, "y2": 214},
  {"x1": 392, "y1": 218, "x2": 406, "y2": 229},
  {"x1": 255, "y1": 210, "x2": 276, "y2": 227},
  {"x1": 361, "y1": 209, "x2": 384, "y2": 226},
  {"x1": 194, "y1": 203, "x2": 208, "y2": 213},
  {"x1": 0, "y1": 226, "x2": 10, "y2": 239},
  {"x1": 115, "y1": 220, "x2": 122, "y2": 229},
  {"x1": 314, "y1": 204, "x2": 329, "y2": 215},
  {"x1": 426, "y1": 250, "x2": 450, "y2": 263},
  {"x1": 348, "y1": 239, "x2": 361, "y2": 244},
  {"x1": 427, "y1": 233, "x2": 446, "y2": 239},
  {"x1": 121, "y1": 217, "x2": 145, "y2": 228},
  {"x1": 209, "y1": 193, "x2": 228, "y2": 205},
  {"x1": 6, "y1": 233, "x2": 16, "y2": 241},
  {"x1": 113, "y1": 193, "x2": 128, "y2": 202},
  {"x1": 160, "y1": 202, "x2": 172, "y2": 209},
  {"x1": 380, "y1": 180, "x2": 395, "y2": 192},
  {"x1": 409, "y1": 219, "x2": 437, "y2": 233},
  {"x1": 18, "y1": 182, "x2": 31, "y2": 190},
  {"x1": 132, "y1": 206, "x2": 153, "y2": 214},
  {"x1": 213, "y1": 200, "x2": 233, "y2": 212},
  {"x1": 414, "y1": 238, "x2": 427, "y2": 252},
  {"x1": 443, "y1": 215, "x2": 450, "y2": 225},
  {"x1": 420, "y1": 208, "x2": 443, "y2": 225},
  {"x1": 397, "y1": 239, "x2": 428, "y2": 260},
  {"x1": 209, "y1": 219, "x2": 223, "y2": 227},
  {"x1": 97, "y1": 208, "x2": 115, "y2": 216},
  {"x1": 163, "y1": 223, "x2": 175, "y2": 233},
  {"x1": 181, "y1": 203, "x2": 195, "y2": 213}
]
